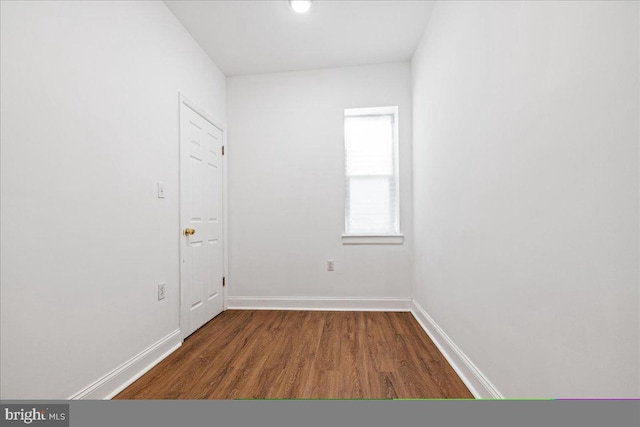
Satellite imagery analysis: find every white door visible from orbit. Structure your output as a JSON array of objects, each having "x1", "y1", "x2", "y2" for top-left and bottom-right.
[{"x1": 180, "y1": 98, "x2": 224, "y2": 339}]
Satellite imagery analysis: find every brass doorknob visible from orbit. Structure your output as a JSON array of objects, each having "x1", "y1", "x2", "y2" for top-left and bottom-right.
[{"x1": 184, "y1": 228, "x2": 196, "y2": 236}]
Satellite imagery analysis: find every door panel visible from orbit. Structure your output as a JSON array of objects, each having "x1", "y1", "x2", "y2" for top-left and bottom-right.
[{"x1": 180, "y1": 100, "x2": 224, "y2": 339}]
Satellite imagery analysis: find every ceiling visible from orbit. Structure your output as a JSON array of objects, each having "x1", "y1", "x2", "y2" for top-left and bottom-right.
[{"x1": 164, "y1": 0, "x2": 434, "y2": 76}]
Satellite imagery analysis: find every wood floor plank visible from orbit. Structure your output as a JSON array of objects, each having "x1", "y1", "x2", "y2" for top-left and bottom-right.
[
  {"x1": 339, "y1": 311, "x2": 364, "y2": 398},
  {"x1": 365, "y1": 312, "x2": 396, "y2": 373},
  {"x1": 276, "y1": 311, "x2": 325, "y2": 398},
  {"x1": 353, "y1": 312, "x2": 376, "y2": 399},
  {"x1": 207, "y1": 311, "x2": 281, "y2": 399},
  {"x1": 115, "y1": 310, "x2": 474, "y2": 400},
  {"x1": 387, "y1": 312, "x2": 472, "y2": 398},
  {"x1": 256, "y1": 310, "x2": 308, "y2": 397},
  {"x1": 316, "y1": 311, "x2": 341, "y2": 372}
]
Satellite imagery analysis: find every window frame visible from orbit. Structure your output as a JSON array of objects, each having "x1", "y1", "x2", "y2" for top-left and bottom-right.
[{"x1": 342, "y1": 106, "x2": 403, "y2": 245}]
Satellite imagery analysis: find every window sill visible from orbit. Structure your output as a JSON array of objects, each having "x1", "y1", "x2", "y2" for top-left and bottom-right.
[{"x1": 341, "y1": 234, "x2": 404, "y2": 245}]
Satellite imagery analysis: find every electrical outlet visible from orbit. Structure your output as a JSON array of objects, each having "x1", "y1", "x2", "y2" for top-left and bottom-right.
[
  {"x1": 327, "y1": 260, "x2": 335, "y2": 271},
  {"x1": 158, "y1": 282, "x2": 166, "y2": 301}
]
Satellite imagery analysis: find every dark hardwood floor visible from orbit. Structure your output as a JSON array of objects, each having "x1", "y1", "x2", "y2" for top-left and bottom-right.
[{"x1": 115, "y1": 310, "x2": 473, "y2": 399}]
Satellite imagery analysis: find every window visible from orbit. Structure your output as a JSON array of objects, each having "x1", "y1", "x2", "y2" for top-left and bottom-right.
[{"x1": 343, "y1": 106, "x2": 402, "y2": 244}]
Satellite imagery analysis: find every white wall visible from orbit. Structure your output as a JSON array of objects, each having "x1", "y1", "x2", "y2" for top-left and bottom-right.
[
  {"x1": 227, "y1": 63, "x2": 412, "y2": 303},
  {"x1": 412, "y1": 1, "x2": 639, "y2": 397},
  {"x1": 0, "y1": 1, "x2": 225, "y2": 399}
]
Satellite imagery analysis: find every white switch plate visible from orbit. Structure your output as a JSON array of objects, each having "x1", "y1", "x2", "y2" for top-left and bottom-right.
[
  {"x1": 157, "y1": 182, "x2": 165, "y2": 199},
  {"x1": 327, "y1": 260, "x2": 335, "y2": 271},
  {"x1": 158, "y1": 282, "x2": 166, "y2": 300}
]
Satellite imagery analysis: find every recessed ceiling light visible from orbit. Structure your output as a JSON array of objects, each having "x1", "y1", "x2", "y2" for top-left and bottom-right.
[{"x1": 289, "y1": 0, "x2": 313, "y2": 14}]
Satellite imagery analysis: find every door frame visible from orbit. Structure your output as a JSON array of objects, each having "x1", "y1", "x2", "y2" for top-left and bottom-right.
[{"x1": 178, "y1": 92, "x2": 228, "y2": 340}]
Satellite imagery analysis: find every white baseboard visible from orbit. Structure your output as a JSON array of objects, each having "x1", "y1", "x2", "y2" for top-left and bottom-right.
[
  {"x1": 69, "y1": 329, "x2": 182, "y2": 400},
  {"x1": 226, "y1": 296, "x2": 412, "y2": 312},
  {"x1": 410, "y1": 300, "x2": 503, "y2": 399}
]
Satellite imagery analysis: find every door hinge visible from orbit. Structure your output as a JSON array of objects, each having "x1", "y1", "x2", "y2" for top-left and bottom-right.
[
  {"x1": 222, "y1": 277, "x2": 226, "y2": 287},
  {"x1": 222, "y1": 146, "x2": 225, "y2": 156}
]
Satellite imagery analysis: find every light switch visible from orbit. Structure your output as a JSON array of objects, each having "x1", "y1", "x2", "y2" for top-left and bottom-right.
[{"x1": 157, "y1": 182, "x2": 165, "y2": 199}]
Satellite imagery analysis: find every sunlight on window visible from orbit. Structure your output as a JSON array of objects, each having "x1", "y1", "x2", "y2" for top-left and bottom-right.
[{"x1": 344, "y1": 107, "x2": 399, "y2": 235}]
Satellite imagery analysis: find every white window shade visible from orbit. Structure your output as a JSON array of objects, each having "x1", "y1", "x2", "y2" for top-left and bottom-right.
[{"x1": 344, "y1": 107, "x2": 400, "y2": 237}]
